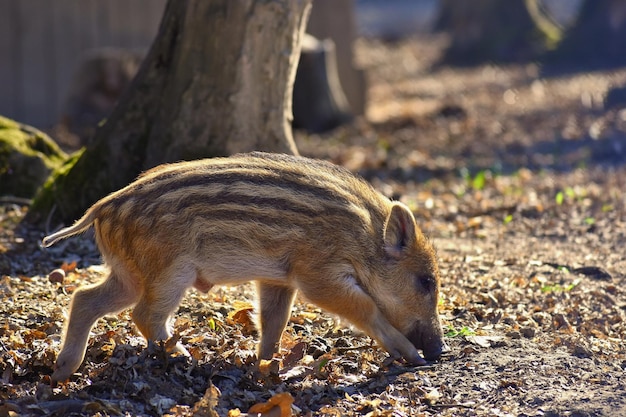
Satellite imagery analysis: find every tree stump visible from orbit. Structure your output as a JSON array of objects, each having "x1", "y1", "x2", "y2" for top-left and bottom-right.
[
  {"x1": 293, "y1": 34, "x2": 352, "y2": 133},
  {"x1": 307, "y1": 0, "x2": 366, "y2": 116}
]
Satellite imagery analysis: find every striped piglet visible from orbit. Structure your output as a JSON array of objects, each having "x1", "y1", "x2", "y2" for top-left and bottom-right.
[{"x1": 43, "y1": 152, "x2": 446, "y2": 382}]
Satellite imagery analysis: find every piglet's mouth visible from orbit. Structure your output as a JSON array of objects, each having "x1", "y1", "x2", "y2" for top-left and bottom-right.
[{"x1": 406, "y1": 324, "x2": 449, "y2": 361}]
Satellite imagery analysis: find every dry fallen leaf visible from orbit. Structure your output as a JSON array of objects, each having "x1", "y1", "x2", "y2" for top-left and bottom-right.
[
  {"x1": 281, "y1": 341, "x2": 307, "y2": 369},
  {"x1": 60, "y1": 260, "x2": 78, "y2": 273},
  {"x1": 424, "y1": 388, "x2": 442, "y2": 405},
  {"x1": 290, "y1": 311, "x2": 318, "y2": 324},
  {"x1": 192, "y1": 383, "x2": 221, "y2": 417},
  {"x1": 247, "y1": 392, "x2": 294, "y2": 417},
  {"x1": 467, "y1": 216, "x2": 483, "y2": 229},
  {"x1": 258, "y1": 358, "x2": 281, "y2": 376},
  {"x1": 164, "y1": 332, "x2": 182, "y2": 353},
  {"x1": 228, "y1": 307, "x2": 256, "y2": 334},
  {"x1": 465, "y1": 335, "x2": 504, "y2": 348}
]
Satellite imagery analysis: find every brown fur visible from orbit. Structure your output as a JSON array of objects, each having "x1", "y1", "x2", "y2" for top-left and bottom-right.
[{"x1": 43, "y1": 152, "x2": 445, "y2": 382}]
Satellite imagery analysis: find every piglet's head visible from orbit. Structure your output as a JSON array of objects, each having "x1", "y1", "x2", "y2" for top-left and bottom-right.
[{"x1": 380, "y1": 202, "x2": 447, "y2": 361}]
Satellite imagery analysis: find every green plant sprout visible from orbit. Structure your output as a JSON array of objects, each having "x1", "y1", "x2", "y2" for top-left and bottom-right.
[
  {"x1": 445, "y1": 325, "x2": 476, "y2": 338},
  {"x1": 555, "y1": 187, "x2": 577, "y2": 205},
  {"x1": 208, "y1": 317, "x2": 217, "y2": 331},
  {"x1": 555, "y1": 191, "x2": 564, "y2": 205},
  {"x1": 472, "y1": 170, "x2": 487, "y2": 191},
  {"x1": 540, "y1": 278, "x2": 581, "y2": 293}
]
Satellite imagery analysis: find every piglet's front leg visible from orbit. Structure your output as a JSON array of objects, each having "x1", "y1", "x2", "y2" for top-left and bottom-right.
[{"x1": 296, "y1": 273, "x2": 426, "y2": 365}]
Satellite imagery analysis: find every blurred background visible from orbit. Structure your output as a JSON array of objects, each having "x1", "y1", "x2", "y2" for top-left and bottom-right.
[
  {"x1": 1, "y1": 0, "x2": 625, "y2": 177},
  {"x1": 0, "y1": 0, "x2": 591, "y2": 131}
]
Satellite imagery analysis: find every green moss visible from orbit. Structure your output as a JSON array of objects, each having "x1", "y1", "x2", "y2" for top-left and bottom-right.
[
  {"x1": 36, "y1": 149, "x2": 85, "y2": 205},
  {"x1": 28, "y1": 148, "x2": 85, "y2": 221},
  {"x1": 0, "y1": 116, "x2": 19, "y2": 129},
  {"x1": 28, "y1": 134, "x2": 122, "y2": 224},
  {"x1": 0, "y1": 116, "x2": 65, "y2": 163},
  {"x1": 0, "y1": 115, "x2": 68, "y2": 198},
  {"x1": 27, "y1": 107, "x2": 155, "y2": 224}
]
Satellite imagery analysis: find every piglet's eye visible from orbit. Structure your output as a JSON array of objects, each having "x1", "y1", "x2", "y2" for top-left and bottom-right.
[{"x1": 416, "y1": 274, "x2": 435, "y2": 293}]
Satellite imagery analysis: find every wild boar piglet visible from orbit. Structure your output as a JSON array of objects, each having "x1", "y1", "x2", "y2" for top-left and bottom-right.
[{"x1": 43, "y1": 152, "x2": 446, "y2": 382}]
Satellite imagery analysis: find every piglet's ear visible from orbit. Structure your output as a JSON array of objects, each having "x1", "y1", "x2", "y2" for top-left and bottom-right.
[{"x1": 384, "y1": 202, "x2": 417, "y2": 259}]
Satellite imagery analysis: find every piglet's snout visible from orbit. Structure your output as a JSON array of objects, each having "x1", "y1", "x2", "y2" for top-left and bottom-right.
[{"x1": 407, "y1": 323, "x2": 448, "y2": 361}]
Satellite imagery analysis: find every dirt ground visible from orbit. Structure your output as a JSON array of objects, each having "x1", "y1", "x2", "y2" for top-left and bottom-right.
[{"x1": 1, "y1": 34, "x2": 625, "y2": 416}]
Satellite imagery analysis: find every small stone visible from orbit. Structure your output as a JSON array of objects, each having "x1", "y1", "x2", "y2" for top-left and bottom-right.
[
  {"x1": 572, "y1": 344, "x2": 593, "y2": 358},
  {"x1": 506, "y1": 331, "x2": 522, "y2": 340},
  {"x1": 520, "y1": 327, "x2": 536, "y2": 339},
  {"x1": 48, "y1": 269, "x2": 66, "y2": 284}
]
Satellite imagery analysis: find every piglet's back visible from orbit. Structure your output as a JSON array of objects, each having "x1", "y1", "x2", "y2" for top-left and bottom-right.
[{"x1": 90, "y1": 152, "x2": 392, "y2": 274}]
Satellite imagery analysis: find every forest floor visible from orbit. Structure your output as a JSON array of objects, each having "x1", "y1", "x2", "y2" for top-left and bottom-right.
[{"x1": 1, "y1": 34, "x2": 625, "y2": 416}]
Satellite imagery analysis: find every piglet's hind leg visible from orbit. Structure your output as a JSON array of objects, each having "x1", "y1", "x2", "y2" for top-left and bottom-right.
[{"x1": 53, "y1": 271, "x2": 140, "y2": 382}]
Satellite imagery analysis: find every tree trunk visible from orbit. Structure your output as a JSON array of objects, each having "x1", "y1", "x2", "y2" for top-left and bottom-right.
[
  {"x1": 434, "y1": 0, "x2": 550, "y2": 65},
  {"x1": 28, "y1": 0, "x2": 311, "y2": 225},
  {"x1": 551, "y1": 0, "x2": 626, "y2": 68}
]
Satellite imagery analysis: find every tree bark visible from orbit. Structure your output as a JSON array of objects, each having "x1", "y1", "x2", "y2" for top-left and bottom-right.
[
  {"x1": 28, "y1": 0, "x2": 311, "y2": 225},
  {"x1": 434, "y1": 0, "x2": 550, "y2": 65},
  {"x1": 551, "y1": 0, "x2": 626, "y2": 68}
]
